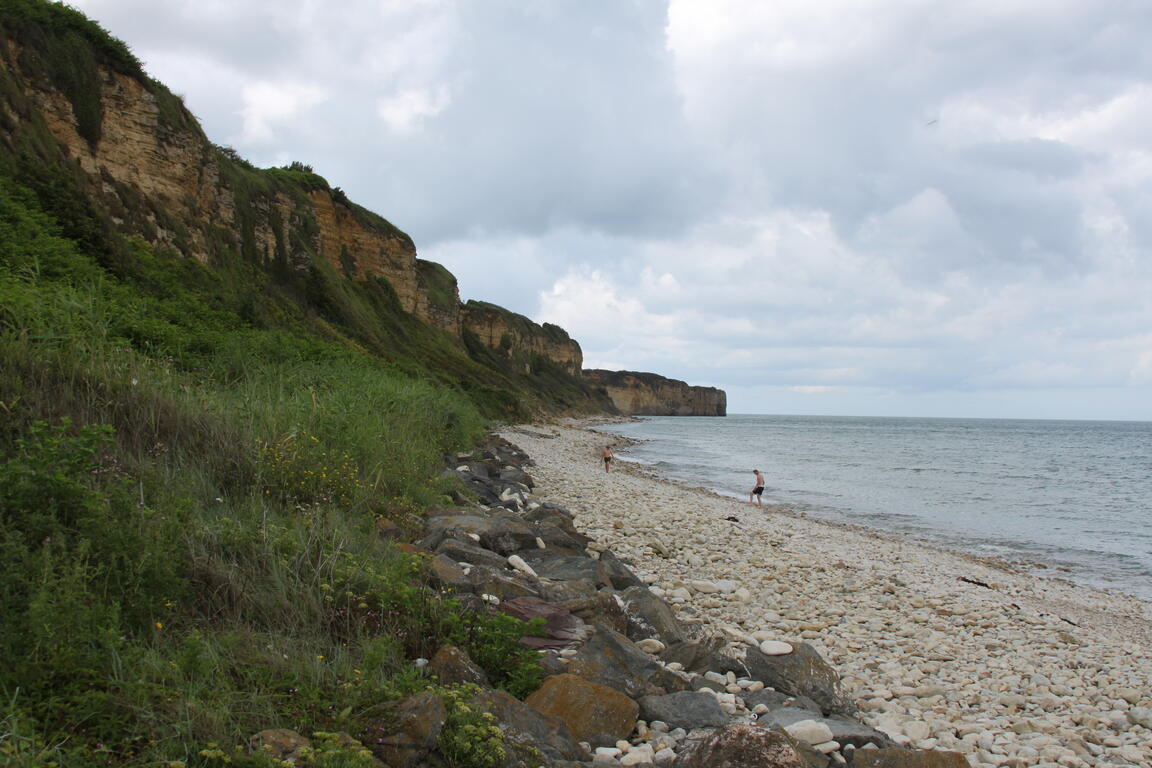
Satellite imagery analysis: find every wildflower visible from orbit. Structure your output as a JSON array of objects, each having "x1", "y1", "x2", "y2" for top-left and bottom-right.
[{"x1": 155, "y1": 622, "x2": 164, "y2": 630}]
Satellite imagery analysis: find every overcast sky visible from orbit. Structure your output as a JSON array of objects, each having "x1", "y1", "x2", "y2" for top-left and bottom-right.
[{"x1": 71, "y1": 0, "x2": 1152, "y2": 419}]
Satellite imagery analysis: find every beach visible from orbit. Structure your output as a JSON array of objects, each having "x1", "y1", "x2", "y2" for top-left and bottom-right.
[{"x1": 499, "y1": 420, "x2": 1152, "y2": 767}]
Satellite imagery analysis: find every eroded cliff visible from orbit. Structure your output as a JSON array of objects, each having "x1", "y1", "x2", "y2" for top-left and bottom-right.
[
  {"x1": 583, "y1": 369, "x2": 727, "y2": 416},
  {"x1": 1, "y1": 36, "x2": 442, "y2": 328},
  {"x1": 462, "y1": 301, "x2": 582, "y2": 377},
  {"x1": 0, "y1": 6, "x2": 718, "y2": 415}
]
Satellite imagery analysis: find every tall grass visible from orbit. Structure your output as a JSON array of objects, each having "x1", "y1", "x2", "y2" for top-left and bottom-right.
[{"x1": 0, "y1": 169, "x2": 542, "y2": 766}]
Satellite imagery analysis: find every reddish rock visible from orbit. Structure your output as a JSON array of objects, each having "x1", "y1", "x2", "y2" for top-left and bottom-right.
[
  {"x1": 499, "y1": 596, "x2": 591, "y2": 650},
  {"x1": 525, "y1": 673, "x2": 639, "y2": 746}
]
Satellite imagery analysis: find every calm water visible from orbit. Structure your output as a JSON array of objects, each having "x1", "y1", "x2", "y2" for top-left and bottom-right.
[{"x1": 599, "y1": 415, "x2": 1152, "y2": 601}]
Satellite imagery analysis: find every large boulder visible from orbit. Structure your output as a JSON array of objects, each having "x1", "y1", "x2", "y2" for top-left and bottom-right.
[
  {"x1": 369, "y1": 692, "x2": 447, "y2": 768},
  {"x1": 738, "y1": 643, "x2": 854, "y2": 716},
  {"x1": 471, "y1": 689, "x2": 585, "y2": 764},
  {"x1": 558, "y1": 590, "x2": 629, "y2": 635},
  {"x1": 531, "y1": 522, "x2": 589, "y2": 554},
  {"x1": 850, "y1": 749, "x2": 970, "y2": 768},
  {"x1": 436, "y1": 538, "x2": 510, "y2": 570},
  {"x1": 741, "y1": 690, "x2": 822, "y2": 715},
  {"x1": 671, "y1": 724, "x2": 808, "y2": 768},
  {"x1": 498, "y1": 596, "x2": 592, "y2": 650},
  {"x1": 467, "y1": 565, "x2": 541, "y2": 602},
  {"x1": 567, "y1": 627, "x2": 663, "y2": 699},
  {"x1": 662, "y1": 636, "x2": 727, "y2": 673},
  {"x1": 598, "y1": 550, "x2": 647, "y2": 590},
  {"x1": 425, "y1": 514, "x2": 539, "y2": 555},
  {"x1": 539, "y1": 578, "x2": 598, "y2": 604},
  {"x1": 429, "y1": 645, "x2": 490, "y2": 688},
  {"x1": 619, "y1": 585, "x2": 689, "y2": 646},
  {"x1": 517, "y1": 552, "x2": 612, "y2": 588},
  {"x1": 525, "y1": 673, "x2": 639, "y2": 746},
  {"x1": 426, "y1": 554, "x2": 474, "y2": 593},
  {"x1": 638, "y1": 691, "x2": 730, "y2": 730}
]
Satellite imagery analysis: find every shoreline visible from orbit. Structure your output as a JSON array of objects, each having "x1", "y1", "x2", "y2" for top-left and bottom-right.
[
  {"x1": 586, "y1": 417, "x2": 1152, "y2": 609},
  {"x1": 501, "y1": 419, "x2": 1152, "y2": 767}
]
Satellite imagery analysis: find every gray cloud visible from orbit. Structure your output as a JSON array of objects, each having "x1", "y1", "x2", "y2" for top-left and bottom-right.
[{"x1": 69, "y1": 0, "x2": 1152, "y2": 418}]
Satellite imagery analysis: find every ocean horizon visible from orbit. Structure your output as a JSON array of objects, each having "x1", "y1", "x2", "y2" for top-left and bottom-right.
[{"x1": 599, "y1": 413, "x2": 1152, "y2": 601}]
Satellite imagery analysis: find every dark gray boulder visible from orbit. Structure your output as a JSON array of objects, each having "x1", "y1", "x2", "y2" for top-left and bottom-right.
[
  {"x1": 435, "y1": 537, "x2": 509, "y2": 570},
  {"x1": 517, "y1": 552, "x2": 612, "y2": 588},
  {"x1": 619, "y1": 585, "x2": 689, "y2": 646},
  {"x1": 425, "y1": 514, "x2": 538, "y2": 555},
  {"x1": 598, "y1": 550, "x2": 647, "y2": 590},
  {"x1": 638, "y1": 691, "x2": 730, "y2": 730},
  {"x1": 741, "y1": 690, "x2": 822, "y2": 715},
  {"x1": 758, "y1": 707, "x2": 894, "y2": 749},
  {"x1": 739, "y1": 643, "x2": 855, "y2": 716}
]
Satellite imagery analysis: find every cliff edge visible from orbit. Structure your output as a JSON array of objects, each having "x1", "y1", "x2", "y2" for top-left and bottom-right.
[{"x1": 584, "y1": 369, "x2": 727, "y2": 417}]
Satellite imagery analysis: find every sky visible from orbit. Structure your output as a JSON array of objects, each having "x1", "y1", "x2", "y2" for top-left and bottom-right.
[{"x1": 69, "y1": 0, "x2": 1152, "y2": 420}]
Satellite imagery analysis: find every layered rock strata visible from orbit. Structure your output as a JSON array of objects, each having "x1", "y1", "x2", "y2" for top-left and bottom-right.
[
  {"x1": 463, "y1": 301, "x2": 583, "y2": 376},
  {"x1": 584, "y1": 370, "x2": 727, "y2": 417}
]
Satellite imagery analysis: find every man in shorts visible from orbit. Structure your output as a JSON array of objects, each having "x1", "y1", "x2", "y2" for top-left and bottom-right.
[
  {"x1": 602, "y1": 445, "x2": 615, "y2": 473},
  {"x1": 750, "y1": 469, "x2": 765, "y2": 505}
]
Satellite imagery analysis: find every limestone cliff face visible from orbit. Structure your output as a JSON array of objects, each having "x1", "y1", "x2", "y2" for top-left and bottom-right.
[
  {"x1": 1, "y1": 24, "x2": 716, "y2": 405},
  {"x1": 583, "y1": 370, "x2": 727, "y2": 417},
  {"x1": 462, "y1": 302, "x2": 582, "y2": 376},
  {"x1": 4, "y1": 39, "x2": 447, "y2": 328}
]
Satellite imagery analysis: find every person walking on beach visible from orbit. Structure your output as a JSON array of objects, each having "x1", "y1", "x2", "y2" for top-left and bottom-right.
[
  {"x1": 602, "y1": 445, "x2": 615, "y2": 473},
  {"x1": 750, "y1": 469, "x2": 765, "y2": 505}
]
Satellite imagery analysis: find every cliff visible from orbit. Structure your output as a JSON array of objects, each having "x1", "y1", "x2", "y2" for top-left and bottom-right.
[
  {"x1": 461, "y1": 301, "x2": 583, "y2": 377},
  {"x1": 1, "y1": 30, "x2": 446, "y2": 324},
  {"x1": 583, "y1": 369, "x2": 727, "y2": 416},
  {"x1": 0, "y1": 4, "x2": 609, "y2": 414},
  {"x1": 0, "y1": 2, "x2": 718, "y2": 418}
]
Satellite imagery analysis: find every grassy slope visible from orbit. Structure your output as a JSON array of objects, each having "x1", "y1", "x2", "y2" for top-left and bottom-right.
[{"x1": 0, "y1": 2, "x2": 581, "y2": 765}]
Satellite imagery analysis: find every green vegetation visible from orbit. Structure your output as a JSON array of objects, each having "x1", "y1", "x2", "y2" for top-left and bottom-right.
[
  {"x1": 0, "y1": 170, "x2": 545, "y2": 765},
  {"x1": 0, "y1": 4, "x2": 616, "y2": 762}
]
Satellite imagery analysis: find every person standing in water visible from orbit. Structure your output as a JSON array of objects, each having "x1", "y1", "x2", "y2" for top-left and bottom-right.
[
  {"x1": 602, "y1": 445, "x2": 615, "y2": 473},
  {"x1": 750, "y1": 469, "x2": 765, "y2": 505}
]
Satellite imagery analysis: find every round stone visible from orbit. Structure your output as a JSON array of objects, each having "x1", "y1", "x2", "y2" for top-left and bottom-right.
[{"x1": 759, "y1": 640, "x2": 794, "y2": 656}]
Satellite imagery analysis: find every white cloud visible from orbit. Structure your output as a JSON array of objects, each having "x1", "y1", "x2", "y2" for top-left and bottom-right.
[
  {"x1": 377, "y1": 85, "x2": 451, "y2": 132},
  {"x1": 238, "y1": 81, "x2": 326, "y2": 144},
  {"x1": 63, "y1": 0, "x2": 1152, "y2": 418}
]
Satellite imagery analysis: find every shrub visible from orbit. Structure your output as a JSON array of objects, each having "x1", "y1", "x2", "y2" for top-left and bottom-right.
[{"x1": 437, "y1": 685, "x2": 506, "y2": 768}]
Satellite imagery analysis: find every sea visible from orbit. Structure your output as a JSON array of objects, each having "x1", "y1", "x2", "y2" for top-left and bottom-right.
[{"x1": 597, "y1": 414, "x2": 1152, "y2": 602}]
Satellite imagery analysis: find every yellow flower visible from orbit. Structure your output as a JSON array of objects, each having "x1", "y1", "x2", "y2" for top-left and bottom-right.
[{"x1": 155, "y1": 622, "x2": 164, "y2": 630}]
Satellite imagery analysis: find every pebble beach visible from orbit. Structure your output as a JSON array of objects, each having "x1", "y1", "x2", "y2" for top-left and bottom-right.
[{"x1": 499, "y1": 420, "x2": 1152, "y2": 768}]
